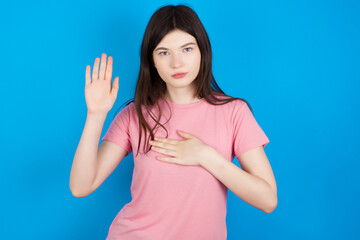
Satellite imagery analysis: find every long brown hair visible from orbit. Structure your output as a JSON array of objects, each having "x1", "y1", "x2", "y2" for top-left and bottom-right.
[{"x1": 113, "y1": 4, "x2": 253, "y2": 157}]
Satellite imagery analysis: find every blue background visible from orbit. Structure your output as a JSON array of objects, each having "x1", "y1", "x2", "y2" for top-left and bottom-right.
[{"x1": 1, "y1": 0, "x2": 359, "y2": 239}]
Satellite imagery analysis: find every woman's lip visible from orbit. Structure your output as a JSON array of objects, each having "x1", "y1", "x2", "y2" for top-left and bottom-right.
[{"x1": 172, "y1": 72, "x2": 187, "y2": 78}]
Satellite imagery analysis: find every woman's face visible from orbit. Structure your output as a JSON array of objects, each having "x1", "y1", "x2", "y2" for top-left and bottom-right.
[{"x1": 152, "y1": 29, "x2": 201, "y2": 93}]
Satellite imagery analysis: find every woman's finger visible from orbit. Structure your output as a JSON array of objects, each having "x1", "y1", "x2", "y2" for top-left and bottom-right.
[
  {"x1": 111, "y1": 76, "x2": 119, "y2": 97},
  {"x1": 105, "y1": 56, "x2": 113, "y2": 83},
  {"x1": 151, "y1": 146, "x2": 177, "y2": 157},
  {"x1": 150, "y1": 140, "x2": 177, "y2": 151},
  {"x1": 85, "y1": 65, "x2": 91, "y2": 85},
  {"x1": 154, "y1": 137, "x2": 179, "y2": 146},
  {"x1": 99, "y1": 53, "x2": 107, "y2": 80},
  {"x1": 92, "y1": 57, "x2": 100, "y2": 81}
]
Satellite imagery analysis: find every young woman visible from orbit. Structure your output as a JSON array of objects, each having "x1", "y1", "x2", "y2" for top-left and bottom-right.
[{"x1": 70, "y1": 4, "x2": 277, "y2": 240}]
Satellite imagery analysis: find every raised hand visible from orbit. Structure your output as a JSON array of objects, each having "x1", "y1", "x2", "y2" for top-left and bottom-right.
[{"x1": 85, "y1": 53, "x2": 119, "y2": 115}]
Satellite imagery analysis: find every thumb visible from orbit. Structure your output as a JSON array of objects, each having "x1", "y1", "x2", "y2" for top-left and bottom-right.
[
  {"x1": 177, "y1": 130, "x2": 193, "y2": 139},
  {"x1": 111, "y1": 77, "x2": 119, "y2": 97}
]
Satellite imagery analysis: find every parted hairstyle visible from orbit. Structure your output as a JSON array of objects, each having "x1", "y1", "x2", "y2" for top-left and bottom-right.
[{"x1": 113, "y1": 4, "x2": 253, "y2": 157}]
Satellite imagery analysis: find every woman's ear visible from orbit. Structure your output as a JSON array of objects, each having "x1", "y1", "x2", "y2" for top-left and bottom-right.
[{"x1": 151, "y1": 57, "x2": 157, "y2": 69}]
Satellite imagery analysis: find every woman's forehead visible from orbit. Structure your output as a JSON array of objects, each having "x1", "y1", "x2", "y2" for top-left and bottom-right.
[{"x1": 156, "y1": 30, "x2": 197, "y2": 49}]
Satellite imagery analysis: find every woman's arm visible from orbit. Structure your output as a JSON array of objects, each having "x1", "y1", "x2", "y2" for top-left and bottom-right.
[
  {"x1": 149, "y1": 131, "x2": 277, "y2": 213},
  {"x1": 70, "y1": 113, "x2": 107, "y2": 197},
  {"x1": 199, "y1": 146, "x2": 277, "y2": 213}
]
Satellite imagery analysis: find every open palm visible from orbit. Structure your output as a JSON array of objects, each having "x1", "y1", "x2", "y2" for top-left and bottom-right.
[{"x1": 85, "y1": 53, "x2": 119, "y2": 115}]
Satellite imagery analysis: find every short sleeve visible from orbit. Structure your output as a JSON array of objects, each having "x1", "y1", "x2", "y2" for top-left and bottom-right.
[
  {"x1": 232, "y1": 100, "x2": 270, "y2": 158},
  {"x1": 101, "y1": 104, "x2": 132, "y2": 157}
]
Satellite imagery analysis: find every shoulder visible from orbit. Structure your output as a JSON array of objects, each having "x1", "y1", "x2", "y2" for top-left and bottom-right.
[
  {"x1": 210, "y1": 97, "x2": 251, "y2": 122},
  {"x1": 126, "y1": 101, "x2": 135, "y2": 111},
  {"x1": 212, "y1": 95, "x2": 248, "y2": 111},
  {"x1": 121, "y1": 101, "x2": 136, "y2": 114},
  {"x1": 113, "y1": 101, "x2": 135, "y2": 121}
]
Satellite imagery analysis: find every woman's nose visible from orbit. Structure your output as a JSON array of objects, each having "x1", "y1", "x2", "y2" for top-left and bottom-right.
[{"x1": 170, "y1": 53, "x2": 184, "y2": 68}]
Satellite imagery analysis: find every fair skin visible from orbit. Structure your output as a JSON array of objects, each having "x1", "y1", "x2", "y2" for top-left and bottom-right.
[
  {"x1": 150, "y1": 29, "x2": 278, "y2": 213},
  {"x1": 153, "y1": 29, "x2": 202, "y2": 104}
]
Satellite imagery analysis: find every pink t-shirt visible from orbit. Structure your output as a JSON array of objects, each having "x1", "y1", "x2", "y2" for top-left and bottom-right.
[{"x1": 101, "y1": 96, "x2": 270, "y2": 240}]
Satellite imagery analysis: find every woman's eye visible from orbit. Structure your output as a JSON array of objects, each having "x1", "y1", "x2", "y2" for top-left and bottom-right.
[
  {"x1": 159, "y1": 51, "x2": 169, "y2": 56},
  {"x1": 184, "y1": 47, "x2": 192, "y2": 52}
]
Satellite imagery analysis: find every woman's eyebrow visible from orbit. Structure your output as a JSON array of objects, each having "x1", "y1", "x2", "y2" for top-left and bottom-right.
[{"x1": 154, "y1": 42, "x2": 196, "y2": 51}]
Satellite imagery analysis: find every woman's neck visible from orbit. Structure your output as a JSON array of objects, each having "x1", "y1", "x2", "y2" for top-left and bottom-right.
[{"x1": 163, "y1": 91, "x2": 202, "y2": 104}]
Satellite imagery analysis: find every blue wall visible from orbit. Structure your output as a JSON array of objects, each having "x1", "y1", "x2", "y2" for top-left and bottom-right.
[{"x1": 1, "y1": 0, "x2": 359, "y2": 239}]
